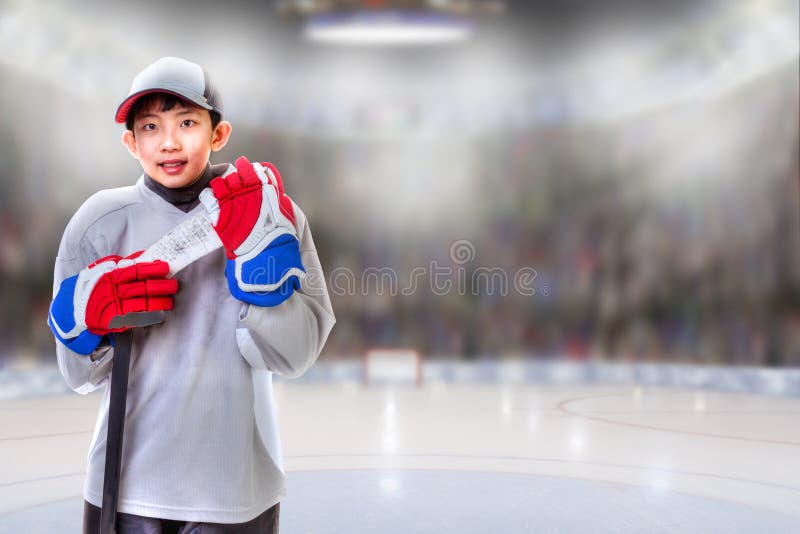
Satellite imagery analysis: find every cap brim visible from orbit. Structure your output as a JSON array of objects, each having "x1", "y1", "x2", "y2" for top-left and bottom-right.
[{"x1": 115, "y1": 88, "x2": 214, "y2": 124}]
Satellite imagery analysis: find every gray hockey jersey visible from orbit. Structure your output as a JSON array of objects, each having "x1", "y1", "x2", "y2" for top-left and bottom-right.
[{"x1": 52, "y1": 174, "x2": 335, "y2": 523}]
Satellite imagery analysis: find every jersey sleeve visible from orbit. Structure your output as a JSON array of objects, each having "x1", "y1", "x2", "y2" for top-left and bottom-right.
[
  {"x1": 51, "y1": 215, "x2": 115, "y2": 394},
  {"x1": 235, "y1": 203, "x2": 336, "y2": 377}
]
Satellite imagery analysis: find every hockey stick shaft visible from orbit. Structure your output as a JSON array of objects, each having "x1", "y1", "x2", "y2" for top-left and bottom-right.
[{"x1": 99, "y1": 330, "x2": 133, "y2": 534}]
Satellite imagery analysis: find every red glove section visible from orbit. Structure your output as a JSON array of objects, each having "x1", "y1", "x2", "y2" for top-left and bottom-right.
[
  {"x1": 209, "y1": 156, "x2": 297, "y2": 259},
  {"x1": 85, "y1": 251, "x2": 179, "y2": 335}
]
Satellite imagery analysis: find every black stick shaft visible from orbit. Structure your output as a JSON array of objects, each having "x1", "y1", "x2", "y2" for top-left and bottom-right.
[{"x1": 99, "y1": 331, "x2": 133, "y2": 534}]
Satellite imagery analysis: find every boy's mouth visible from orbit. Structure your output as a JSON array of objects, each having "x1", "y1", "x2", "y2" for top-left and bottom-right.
[{"x1": 159, "y1": 159, "x2": 187, "y2": 175}]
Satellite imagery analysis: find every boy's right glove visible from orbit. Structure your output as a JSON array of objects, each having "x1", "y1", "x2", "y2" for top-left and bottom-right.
[
  {"x1": 48, "y1": 252, "x2": 178, "y2": 355},
  {"x1": 200, "y1": 156, "x2": 306, "y2": 307}
]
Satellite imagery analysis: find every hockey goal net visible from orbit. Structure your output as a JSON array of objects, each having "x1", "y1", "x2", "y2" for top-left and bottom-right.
[{"x1": 363, "y1": 347, "x2": 423, "y2": 387}]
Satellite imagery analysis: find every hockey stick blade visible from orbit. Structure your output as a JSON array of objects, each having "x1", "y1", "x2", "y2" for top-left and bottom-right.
[{"x1": 111, "y1": 209, "x2": 222, "y2": 329}]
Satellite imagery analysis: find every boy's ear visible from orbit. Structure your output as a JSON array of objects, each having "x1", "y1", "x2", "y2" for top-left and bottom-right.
[
  {"x1": 121, "y1": 130, "x2": 140, "y2": 160},
  {"x1": 211, "y1": 121, "x2": 232, "y2": 152}
]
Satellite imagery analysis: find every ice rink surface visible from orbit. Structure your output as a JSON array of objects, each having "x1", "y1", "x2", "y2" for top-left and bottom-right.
[{"x1": 1, "y1": 380, "x2": 799, "y2": 533}]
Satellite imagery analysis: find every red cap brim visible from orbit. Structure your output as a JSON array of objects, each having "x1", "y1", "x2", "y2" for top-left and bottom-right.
[{"x1": 114, "y1": 89, "x2": 212, "y2": 124}]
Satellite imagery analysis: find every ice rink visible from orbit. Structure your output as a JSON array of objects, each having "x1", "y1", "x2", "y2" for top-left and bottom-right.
[{"x1": 2, "y1": 364, "x2": 799, "y2": 533}]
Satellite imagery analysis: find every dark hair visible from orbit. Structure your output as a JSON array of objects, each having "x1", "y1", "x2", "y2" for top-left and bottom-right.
[{"x1": 125, "y1": 92, "x2": 222, "y2": 132}]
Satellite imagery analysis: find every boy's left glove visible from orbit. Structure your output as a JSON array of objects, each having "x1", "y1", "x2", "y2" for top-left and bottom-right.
[{"x1": 200, "y1": 156, "x2": 305, "y2": 307}]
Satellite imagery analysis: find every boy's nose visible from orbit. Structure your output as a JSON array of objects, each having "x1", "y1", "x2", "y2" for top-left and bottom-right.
[{"x1": 160, "y1": 129, "x2": 181, "y2": 151}]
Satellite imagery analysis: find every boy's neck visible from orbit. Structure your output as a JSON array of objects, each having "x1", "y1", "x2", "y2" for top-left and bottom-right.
[{"x1": 144, "y1": 162, "x2": 214, "y2": 212}]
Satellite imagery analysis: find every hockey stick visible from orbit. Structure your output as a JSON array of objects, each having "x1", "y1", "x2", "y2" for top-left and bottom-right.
[
  {"x1": 98, "y1": 209, "x2": 222, "y2": 534},
  {"x1": 98, "y1": 329, "x2": 133, "y2": 534}
]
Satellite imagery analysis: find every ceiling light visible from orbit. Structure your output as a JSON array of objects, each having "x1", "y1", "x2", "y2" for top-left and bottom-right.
[{"x1": 305, "y1": 11, "x2": 473, "y2": 46}]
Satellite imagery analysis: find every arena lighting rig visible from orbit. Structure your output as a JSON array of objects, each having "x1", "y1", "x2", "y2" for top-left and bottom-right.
[{"x1": 276, "y1": 0, "x2": 506, "y2": 45}]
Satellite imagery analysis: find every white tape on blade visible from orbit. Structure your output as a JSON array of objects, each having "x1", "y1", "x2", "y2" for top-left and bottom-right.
[
  {"x1": 137, "y1": 209, "x2": 223, "y2": 277},
  {"x1": 109, "y1": 210, "x2": 222, "y2": 329}
]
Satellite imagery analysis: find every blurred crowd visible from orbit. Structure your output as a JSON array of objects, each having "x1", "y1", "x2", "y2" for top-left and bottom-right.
[
  {"x1": 300, "y1": 65, "x2": 800, "y2": 366},
  {"x1": 0, "y1": 59, "x2": 797, "y2": 368}
]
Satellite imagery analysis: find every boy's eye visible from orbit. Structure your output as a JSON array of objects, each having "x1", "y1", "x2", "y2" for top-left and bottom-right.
[
  {"x1": 141, "y1": 123, "x2": 156, "y2": 131},
  {"x1": 181, "y1": 119, "x2": 196, "y2": 127}
]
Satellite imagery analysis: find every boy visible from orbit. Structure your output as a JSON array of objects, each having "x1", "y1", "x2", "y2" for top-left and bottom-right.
[{"x1": 48, "y1": 56, "x2": 336, "y2": 533}]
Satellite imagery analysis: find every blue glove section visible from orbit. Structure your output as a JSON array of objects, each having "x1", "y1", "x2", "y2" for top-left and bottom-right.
[
  {"x1": 48, "y1": 274, "x2": 102, "y2": 355},
  {"x1": 226, "y1": 233, "x2": 305, "y2": 307}
]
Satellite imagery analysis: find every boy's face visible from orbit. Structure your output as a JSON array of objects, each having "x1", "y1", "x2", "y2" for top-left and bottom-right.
[{"x1": 122, "y1": 100, "x2": 231, "y2": 188}]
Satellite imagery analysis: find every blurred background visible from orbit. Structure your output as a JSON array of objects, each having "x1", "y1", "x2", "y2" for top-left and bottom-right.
[{"x1": 0, "y1": 0, "x2": 798, "y2": 370}]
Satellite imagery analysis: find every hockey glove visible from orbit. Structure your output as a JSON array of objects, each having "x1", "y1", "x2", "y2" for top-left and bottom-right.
[
  {"x1": 48, "y1": 251, "x2": 178, "y2": 355},
  {"x1": 200, "y1": 156, "x2": 305, "y2": 307}
]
